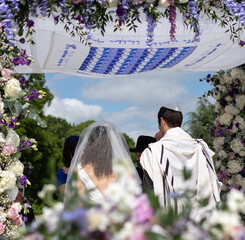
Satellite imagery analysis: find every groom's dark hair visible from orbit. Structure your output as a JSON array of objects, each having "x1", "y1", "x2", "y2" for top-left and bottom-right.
[
  {"x1": 158, "y1": 106, "x2": 183, "y2": 128},
  {"x1": 81, "y1": 125, "x2": 113, "y2": 178}
]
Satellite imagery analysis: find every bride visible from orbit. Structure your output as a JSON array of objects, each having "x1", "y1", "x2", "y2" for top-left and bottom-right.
[{"x1": 64, "y1": 121, "x2": 141, "y2": 205}]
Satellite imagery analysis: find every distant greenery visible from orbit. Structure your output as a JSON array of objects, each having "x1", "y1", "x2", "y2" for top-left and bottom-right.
[{"x1": 184, "y1": 98, "x2": 215, "y2": 148}]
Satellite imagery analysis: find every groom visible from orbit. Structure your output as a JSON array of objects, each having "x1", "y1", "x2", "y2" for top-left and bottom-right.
[{"x1": 140, "y1": 104, "x2": 221, "y2": 220}]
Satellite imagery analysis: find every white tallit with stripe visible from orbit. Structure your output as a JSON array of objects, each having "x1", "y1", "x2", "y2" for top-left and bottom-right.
[{"x1": 140, "y1": 127, "x2": 222, "y2": 220}]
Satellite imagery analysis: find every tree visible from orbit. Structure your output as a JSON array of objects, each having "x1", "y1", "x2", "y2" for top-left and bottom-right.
[{"x1": 184, "y1": 98, "x2": 215, "y2": 147}]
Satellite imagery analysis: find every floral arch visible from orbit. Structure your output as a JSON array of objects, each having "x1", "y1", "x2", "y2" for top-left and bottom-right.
[{"x1": 0, "y1": 0, "x2": 245, "y2": 239}]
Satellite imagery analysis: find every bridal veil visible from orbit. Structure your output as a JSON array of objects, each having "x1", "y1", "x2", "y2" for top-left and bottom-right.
[{"x1": 64, "y1": 121, "x2": 141, "y2": 205}]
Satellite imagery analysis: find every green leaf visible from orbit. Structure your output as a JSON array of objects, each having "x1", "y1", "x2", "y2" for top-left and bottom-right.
[
  {"x1": 14, "y1": 102, "x2": 22, "y2": 115},
  {"x1": 22, "y1": 102, "x2": 30, "y2": 109},
  {"x1": 145, "y1": 231, "x2": 164, "y2": 240},
  {"x1": 183, "y1": 167, "x2": 192, "y2": 180}
]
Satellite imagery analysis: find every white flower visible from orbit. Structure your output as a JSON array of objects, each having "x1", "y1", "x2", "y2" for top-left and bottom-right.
[
  {"x1": 225, "y1": 105, "x2": 240, "y2": 115},
  {"x1": 0, "y1": 132, "x2": 6, "y2": 146},
  {"x1": 4, "y1": 78, "x2": 22, "y2": 100},
  {"x1": 5, "y1": 129, "x2": 20, "y2": 150},
  {"x1": 232, "y1": 174, "x2": 245, "y2": 191},
  {"x1": 158, "y1": 0, "x2": 170, "y2": 7},
  {"x1": 225, "y1": 95, "x2": 232, "y2": 103},
  {"x1": 0, "y1": 208, "x2": 7, "y2": 222},
  {"x1": 0, "y1": 170, "x2": 16, "y2": 193},
  {"x1": 220, "y1": 73, "x2": 232, "y2": 85},
  {"x1": 106, "y1": 0, "x2": 117, "y2": 7},
  {"x1": 231, "y1": 68, "x2": 245, "y2": 81},
  {"x1": 112, "y1": 221, "x2": 134, "y2": 240},
  {"x1": 231, "y1": 125, "x2": 238, "y2": 133},
  {"x1": 219, "y1": 112, "x2": 233, "y2": 125},
  {"x1": 212, "y1": 91, "x2": 220, "y2": 100},
  {"x1": 227, "y1": 160, "x2": 243, "y2": 174},
  {"x1": 0, "y1": 95, "x2": 4, "y2": 114},
  {"x1": 230, "y1": 138, "x2": 243, "y2": 153},
  {"x1": 179, "y1": 0, "x2": 189, "y2": 3},
  {"x1": 213, "y1": 137, "x2": 225, "y2": 151},
  {"x1": 109, "y1": 210, "x2": 127, "y2": 224},
  {"x1": 234, "y1": 115, "x2": 245, "y2": 130},
  {"x1": 217, "y1": 84, "x2": 227, "y2": 94},
  {"x1": 11, "y1": 202, "x2": 22, "y2": 213},
  {"x1": 227, "y1": 189, "x2": 245, "y2": 214},
  {"x1": 239, "y1": 150, "x2": 245, "y2": 157},
  {"x1": 218, "y1": 150, "x2": 227, "y2": 159},
  {"x1": 207, "y1": 210, "x2": 244, "y2": 239},
  {"x1": 5, "y1": 160, "x2": 24, "y2": 177},
  {"x1": 235, "y1": 95, "x2": 245, "y2": 110},
  {"x1": 215, "y1": 102, "x2": 221, "y2": 111},
  {"x1": 86, "y1": 208, "x2": 109, "y2": 231},
  {"x1": 105, "y1": 182, "x2": 127, "y2": 204},
  {"x1": 42, "y1": 207, "x2": 60, "y2": 233}
]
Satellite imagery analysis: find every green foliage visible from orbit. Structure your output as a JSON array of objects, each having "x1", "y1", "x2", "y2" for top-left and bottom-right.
[
  {"x1": 65, "y1": 120, "x2": 95, "y2": 137},
  {"x1": 184, "y1": 98, "x2": 215, "y2": 147}
]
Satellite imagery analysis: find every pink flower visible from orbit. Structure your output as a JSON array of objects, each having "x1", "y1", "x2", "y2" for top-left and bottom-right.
[
  {"x1": 72, "y1": 0, "x2": 83, "y2": 4},
  {"x1": 214, "y1": 120, "x2": 221, "y2": 127},
  {"x1": 133, "y1": 194, "x2": 153, "y2": 224},
  {"x1": 3, "y1": 145, "x2": 15, "y2": 155},
  {"x1": 0, "y1": 222, "x2": 6, "y2": 234},
  {"x1": 12, "y1": 216, "x2": 22, "y2": 226},
  {"x1": 229, "y1": 152, "x2": 235, "y2": 159},
  {"x1": 132, "y1": 0, "x2": 145, "y2": 5},
  {"x1": 1, "y1": 68, "x2": 12, "y2": 78},
  {"x1": 128, "y1": 226, "x2": 148, "y2": 240},
  {"x1": 7, "y1": 207, "x2": 19, "y2": 220}
]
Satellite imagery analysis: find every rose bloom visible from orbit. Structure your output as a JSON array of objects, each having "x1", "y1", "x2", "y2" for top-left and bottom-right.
[
  {"x1": 219, "y1": 112, "x2": 233, "y2": 126},
  {"x1": 0, "y1": 222, "x2": 6, "y2": 234},
  {"x1": 230, "y1": 138, "x2": 243, "y2": 153},
  {"x1": 227, "y1": 160, "x2": 243, "y2": 174},
  {"x1": 72, "y1": 0, "x2": 83, "y2": 3},
  {"x1": 239, "y1": 150, "x2": 245, "y2": 157},
  {"x1": 235, "y1": 95, "x2": 245, "y2": 110},
  {"x1": 229, "y1": 152, "x2": 236, "y2": 159},
  {"x1": 3, "y1": 145, "x2": 15, "y2": 155},
  {"x1": 4, "y1": 78, "x2": 22, "y2": 100},
  {"x1": 231, "y1": 68, "x2": 245, "y2": 81}
]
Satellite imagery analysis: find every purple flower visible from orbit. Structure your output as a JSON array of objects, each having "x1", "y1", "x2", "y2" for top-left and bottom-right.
[
  {"x1": 19, "y1": 57, "x2": 26, "y2": 65},
  {"x1": 219, "y1": 99, "x2": 227, "y2": 105},
  {"x1": 26, "y1": 20, "x2": 34, "y2": 28},
  {"x1": 23, "y1": 216, "x2": 28, "y2": 222},
  {"x1": 18, "y1": 146, "x2": 24, "y2": 151},
  {"x1": 218, "y1": 170, "x2": 230, "y2": 184},
  {"x1": 19, "y1": 175, "x2": 27, "y2": 186},
  {"x1": 229, "y1": 184, "x2": 241, "y2": 190},
  {"x1": 235, "y1": 122, "x2": 240, "y2": 128},
  {"x1": 8, "y1": 121, "x2": 15, "y2": 128},
  {"x1": 19, "y1": 38, "x2": 25, "y2": 44},
  {"x1": 25, "y1": 140, "x2": 32, "y2": 147},
  {"x1": 61, "y1": 209, "x2": 87, "y2": 229},
  {"x1": 239, "y1": 40, "x2": 245, "y2": 46},
  {"x1": 54, "y1": 16, "x2": 59, "y2": 23},
  {"x1": 26, "y1": 59, "x2": 31, "y2": 66},
  {"x1": 207, "y1": 74, "x2": 211, "y2": 78},
  {"x1": 116, "y1": 7, "x2": 126, "y2": 17},
  {"x1": 74, "y1": 14, "x2": 82, "y2": 22},
  {"x1": 19, "y1": 77, "x2": 25, "y2": 84},
  {"x1": 30, "y1": 89, "x2": 39, "y2": 99},
  {"x1": 13, "y1": 57, "x2": 20, "y2": 66}
]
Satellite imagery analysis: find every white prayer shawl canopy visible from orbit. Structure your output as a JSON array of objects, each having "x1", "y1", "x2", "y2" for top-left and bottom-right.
[{"x1": 15, "y1": 8, "x2": 245, "y2": 77}]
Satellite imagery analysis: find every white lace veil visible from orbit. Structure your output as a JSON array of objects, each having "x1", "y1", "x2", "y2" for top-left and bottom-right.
[{"x1": 64, "y1": 121, "x2": 141, "y2": 204}]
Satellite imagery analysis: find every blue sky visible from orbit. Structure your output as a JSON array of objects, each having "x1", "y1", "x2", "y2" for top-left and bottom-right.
[{"x1": 44, "y1": 70, "x2": 215, "y2": 141}]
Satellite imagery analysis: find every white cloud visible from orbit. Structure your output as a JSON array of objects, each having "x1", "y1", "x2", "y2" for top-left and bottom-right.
[
  {"x1": 81, "y1": 71, "x2": 191, "y2": 110},
  {"x1": 44, "y1": 97, "x2": 103, "y2": 124}
]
